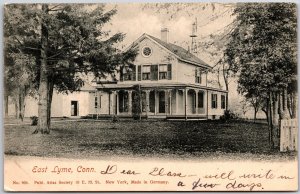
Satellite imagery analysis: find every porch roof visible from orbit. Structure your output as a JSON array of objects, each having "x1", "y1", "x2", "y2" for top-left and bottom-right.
[{"x1": 96, "y1": 83, "x2": 228, "y2": 93}]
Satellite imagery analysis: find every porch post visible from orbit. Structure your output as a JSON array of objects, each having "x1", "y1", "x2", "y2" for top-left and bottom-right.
[
  {"x1": 169, "y1": 90, "x2": 172, "y2": 115},
  {"x1": 185, "y1": 88, "x2": 187, "y2": 120},
  {"x1": 116, "y1": 91, "x2": 120, "y2": 115},
  {"x1": 154, "y1": 90, "x2": 157, "y2": 115},
  {"x1": 175, "y1": 89, "x2": 178, "y2": 114},
  {"x1": 165, "y1": 89, "x2": 170, "y2": 115},
  {"x1": 112, "y1": 91, "x2": 117, "y2": 115},
  {"x1": 195, "y1": 90, "x2": 198, "y2": 114},
  {"x1": 109, "y1": 92, "x2": 112, "y2": 115},
  {"x1": 128, "y1": 90, "x2": 132, "y2": 115},
  {"x1": 145, "y1": 90, "x2": 150, "y2": 117}
]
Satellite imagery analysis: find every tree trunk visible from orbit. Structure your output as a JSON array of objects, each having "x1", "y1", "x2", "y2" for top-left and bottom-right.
[
  {"x1": 5, "y1": 94, "x2": 9, "y2": 118},
  {"x1": 253, "y1": 108, "x2": 257, "y2": 123},
  {"x1": 262, "y1": 108, "x2": 268, "y2": 124},
  {"x1": 222, "y1": 63, "x2": 229, "y2": 110},
  {"x1": 35, "y1": 4, "x2": 50, "y2": 134},
  {"x1": 291, "y1": 91, "x2": 297, "y2": 119},
  {"x1": 268, "y1": 93, "x2": 274, "y2": 149},
  {"x1": 47, "y1": 80, "x2": 54, "y2": 128},
  {"x1": 14, "y1": 97, "x2": 19, "y2": 119},
  {"x1": 272, "y1": 93, "x2": 280, "y2": 148},
  {"x1": 282, "y1": 87, "x2": 289, "y2": 119},
  {"x1": 18, "y1": 87, "x2": 25, "y2": 122}
]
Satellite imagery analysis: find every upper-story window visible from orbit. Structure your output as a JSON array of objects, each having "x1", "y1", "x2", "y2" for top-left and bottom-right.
[
  {"x1": 195, "y1": 67, "x2": 202, "y2": 84},
  {"x1": 120, "y1": 65, "x2": 136, "y2": 81},
  {"x1": 142, "y1": 46, "x2": 152, "y2": 57},
  {"x1": 159, "y1": 64, "x2": 168, "y2": 80},
  {"x1": 137, "y1": 64, "x2": 172, "y2": 81},
  {"x1": 142, "y1": 65, "x2": 151, "y2": 80}
]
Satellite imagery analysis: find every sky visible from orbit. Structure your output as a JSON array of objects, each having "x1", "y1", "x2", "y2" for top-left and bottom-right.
[{"x1": 104, "y1": 3, "x2": 235, "y2": 52}]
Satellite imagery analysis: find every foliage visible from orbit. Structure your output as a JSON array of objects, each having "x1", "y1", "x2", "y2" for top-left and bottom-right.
[
  {"x1": 220, "y1": 110, "x2": 239, "y2": 122},
  {"x1": 225, "y1": 3, "x2": 297, "y2": 96},
  {"x1": 4, "y1": 4, "x2": 138, "y2": 131},
  {"x1": 132, "y1": 85, "x2": 142, "y2": 120},
  {"x1": 4, "y1": 4, "x2": 137, "y2": 94},
  {"x1": 30, "y1": 116, "x2": 38, "y2": 126}
]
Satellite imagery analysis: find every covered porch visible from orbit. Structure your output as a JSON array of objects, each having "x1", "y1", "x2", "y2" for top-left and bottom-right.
[{"x1": 100, "y1": 85, "x2": 208, "y2": 119}]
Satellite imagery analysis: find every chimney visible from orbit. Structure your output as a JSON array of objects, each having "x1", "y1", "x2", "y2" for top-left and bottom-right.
[{"x1": 161, "y1": 28, "x2": 169, "y2": 43}]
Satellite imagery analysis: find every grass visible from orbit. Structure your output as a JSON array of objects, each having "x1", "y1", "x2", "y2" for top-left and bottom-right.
[{"x1": 4, "y1": 119, "x2": 297, "y2": 161}]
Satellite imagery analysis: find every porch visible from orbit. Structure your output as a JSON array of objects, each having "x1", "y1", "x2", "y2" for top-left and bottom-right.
[{"x1": 97, "y1": 87, "x2": 208, "y2": 119}]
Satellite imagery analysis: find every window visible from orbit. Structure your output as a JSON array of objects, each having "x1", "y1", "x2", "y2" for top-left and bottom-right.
[
  {"x1": 142, "y1": 65, "x2": 151, "y2": 80},
  {"x1": 120, "y1": 66, "x2": 136, "y2": 81},
  {"x1": 94, "y1": 95, "x2": 101, "y2": 109},
  {"x1": 137, "y1": 64, "x2": 171, "y2": 81},
  {"x1": 159, "y1": 64, "x2": 168, "y2": 80},
  {"x1": 198, "y1": 92, "x2": 204, "y2": 108},
  {"x1": 94, "y1": 96, "x2": 98, "y2": 108},
  {"x1": 211, "y1": 94, "x2": 218, "y2": 109},
  {"x1": 221, "y1": 95, "x2": 226, "y2": 109},
  {"x1": 142, "y1": 47, "x2": 152, "y2": 57},
  {"x1": 195, "y1": 67, "x2": 202, "y2": 84}
]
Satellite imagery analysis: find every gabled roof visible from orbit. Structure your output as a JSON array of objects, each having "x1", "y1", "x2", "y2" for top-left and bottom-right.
[{"x1": 146, "y1": 34, "x2": 211, "y2": 69}]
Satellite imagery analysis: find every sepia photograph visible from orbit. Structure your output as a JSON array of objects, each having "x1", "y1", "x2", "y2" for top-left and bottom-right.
[{"x1": 3, "y1": 2, "x2": 298, "y2": 191}]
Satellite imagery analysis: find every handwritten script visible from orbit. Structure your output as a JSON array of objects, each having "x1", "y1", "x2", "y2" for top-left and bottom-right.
[{"x1": 25, "y1": 164, "x2": 296, "y2": 191}]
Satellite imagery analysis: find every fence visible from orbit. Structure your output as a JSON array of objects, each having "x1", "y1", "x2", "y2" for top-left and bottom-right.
[{"x1": 280, "y1": 119, "x2": 298, "y2": 152}]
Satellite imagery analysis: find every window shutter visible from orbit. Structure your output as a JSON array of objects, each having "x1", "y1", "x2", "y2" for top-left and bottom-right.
[
  {"x1": 132, "y1": 65, "x2": 136, "y2": 81},
  {"x1": 199, "y1": 70, "x2": 202, "y2": 84},
  {"x1": 211, "y1": 94, "x2": 214, "y2": 108},
  {"x1": 151, "y1": 65, "x2": 158, "y2": 80},
  {"x1": 138, "y1": 65, "x2": 141, "y2": 81},
  {"x1": 167, "y1": 64, "x2": 172, "y2": 80},
  {"x1": 120, "y1": 67, "x2": 124, "y2": 81},
  {"x1": 195, "y1": 68, "x2": 198, "y2": 83},
  {"x1": 216, "y1": 94, "x2": 218, "y2": 109}
]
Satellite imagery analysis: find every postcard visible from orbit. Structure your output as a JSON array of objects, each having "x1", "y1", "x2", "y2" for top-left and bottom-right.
[{"x1": 3, "y1": 2, "x2": 298, "y2": 191}]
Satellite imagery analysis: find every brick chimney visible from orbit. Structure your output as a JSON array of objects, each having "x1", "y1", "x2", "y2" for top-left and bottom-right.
[{"x1": 161, "y1": 28, "x2": 169, "y2": 43}]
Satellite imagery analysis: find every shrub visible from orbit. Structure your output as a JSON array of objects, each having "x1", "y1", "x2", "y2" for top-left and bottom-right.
[
  {"x1": 112, "y1": 115, "x2": 119, "y2": 122},
  {"x1": 220, "y1": 110, "x2": 239, "y2": 122},
  {"x1": 30, "y1": 116, "x2": 38, "y2": 126}
]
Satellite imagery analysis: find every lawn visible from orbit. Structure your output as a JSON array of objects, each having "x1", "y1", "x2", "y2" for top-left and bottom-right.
[{"x1": 4, "y1": 119, "x2": 296, "y2": 161}]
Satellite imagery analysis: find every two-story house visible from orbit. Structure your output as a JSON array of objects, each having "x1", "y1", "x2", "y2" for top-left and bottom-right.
[
  {"x1": 88, "y1": 29, "x2": 227, "y2": 120},
  {"x1": 20, "y1": 28, "x2": 227, "y2": 120}
]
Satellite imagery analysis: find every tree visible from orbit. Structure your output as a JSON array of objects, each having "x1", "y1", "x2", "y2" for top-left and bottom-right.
[
  {"x1": 225, "y1": 3, "x2": 297, "y2": 149},
  {"x1": 4, "y1": 4, "x2": 137, "y2": 133}
]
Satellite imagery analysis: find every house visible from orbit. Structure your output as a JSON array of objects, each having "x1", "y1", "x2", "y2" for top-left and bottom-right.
[
  {"x1": 16, "y1": 28, "x2": 227, "y2": 120},
  {"x1": 88, "y1": 28, "x2": 227, "y2": 120}
]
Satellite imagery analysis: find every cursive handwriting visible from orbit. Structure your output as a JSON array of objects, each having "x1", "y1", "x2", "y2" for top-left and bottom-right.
[
  {"x1": 192, "y1": 178, "x2": 220, "y2": 190},
  {"x1": 204, "y1": 170, "x2": 235, "y2": 180},
  {"x1": 239, "y1": 169, "x2": 275, "y2": 179},
  {"x1": 100, "y1": 165, "x2": 140, "y2": 175},
  {"x1": 149, "y1": 167, "x2": 187, "y2": 177},
  {"x1": 226, "y1": 180, "x2": 263, "y2": 191}
]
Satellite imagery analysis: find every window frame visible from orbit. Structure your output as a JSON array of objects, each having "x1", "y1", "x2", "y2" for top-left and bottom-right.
[
  {"x1": 211, "y1": 94, "x2": 218, "y2": 109},
  {"x1": 142, "y1": 65, "x2": 151, "y2": 80},
  {"x1": 221, "y1": 95, "x2": 226, "y2": 109}
]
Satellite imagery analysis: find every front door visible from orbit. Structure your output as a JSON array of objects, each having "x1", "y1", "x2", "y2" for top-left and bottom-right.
[
  {"x1": 158, "y1": 91, "x2": 165, "y2": 113},
  {"x1": 71, "y1": 101, "x2": 78, "y2": 116}
]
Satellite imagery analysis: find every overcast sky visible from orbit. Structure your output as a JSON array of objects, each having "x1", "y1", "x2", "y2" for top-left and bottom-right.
[{"x1": 104, "y1": 3, "x2": 235, "y2": 49}]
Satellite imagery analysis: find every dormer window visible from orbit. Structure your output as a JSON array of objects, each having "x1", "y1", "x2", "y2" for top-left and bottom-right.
[{"x1": 142, "y1": 46, "x2": 152, "y2": 57}]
